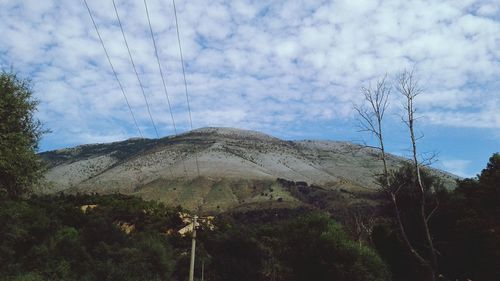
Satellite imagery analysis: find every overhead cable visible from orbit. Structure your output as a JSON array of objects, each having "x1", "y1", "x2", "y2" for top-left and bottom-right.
[
  {"x1": 144, "y1": 0, "x2": 177, "y2": 135},
  {"x1": 172, "y1": 0, "x2": 200, "y2": 176},
  {"x1": 144, "y1": 0, "x2": 188, "y2": 177},
  {"x1": 83, "y1": 0, "x2": 143, "y2": 138},
  {"x1": 113, "y1": 0, "x2": 160, "y2": 138}
]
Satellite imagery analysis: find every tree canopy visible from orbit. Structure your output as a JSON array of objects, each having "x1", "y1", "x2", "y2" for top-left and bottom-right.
[
  {"x1": 373, "y1": 153, "x2": 500, "y2": 281},
  {"x1": 0, "y1": 71, "x2": 45, "y2": 198}
]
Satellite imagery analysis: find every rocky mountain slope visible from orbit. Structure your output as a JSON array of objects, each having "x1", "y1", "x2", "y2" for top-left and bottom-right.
[{"x1": 39, "y1": 127, "x2": 457, "y2": 212}]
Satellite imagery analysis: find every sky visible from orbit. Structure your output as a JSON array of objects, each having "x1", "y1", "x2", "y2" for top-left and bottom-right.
[{"x1": 0, "y1": 0, "x2": 499, "y2": 178}]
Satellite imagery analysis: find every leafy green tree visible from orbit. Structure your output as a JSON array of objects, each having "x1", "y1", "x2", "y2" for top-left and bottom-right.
[
  {"x1": 479, "y1": 153, "x2": 500, "y2": 185},
  {"x1": 375, "y1": 153, "x2": 500, "y2": 281},
  {"x1": 203, "y1": 213, "x2": 390, "y2": 281},
  {"x1": 431, "y1": 153, "x2": 500, "y2": 280},
  {"x1": 0, "y1": 71, "x2": 46, "y2": 198},
  {"x1": 0, "y1": 194, "x2": 179, "y2": 281},
  {"x1": 478, "y1": 153, "x2": 500, "y2": 214},
  {"x1": 278, "y1": 214, "x2": 390, "y2": 281}
]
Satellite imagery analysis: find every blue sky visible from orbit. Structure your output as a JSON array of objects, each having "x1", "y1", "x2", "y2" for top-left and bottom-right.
[{"x1": 1, "y1": 0, "x2": 499, "y2": 178}]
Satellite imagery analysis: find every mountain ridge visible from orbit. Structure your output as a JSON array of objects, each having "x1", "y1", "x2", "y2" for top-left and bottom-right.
[{"x1": 38, "y1": 127, "x2": 457, "y2": 212}]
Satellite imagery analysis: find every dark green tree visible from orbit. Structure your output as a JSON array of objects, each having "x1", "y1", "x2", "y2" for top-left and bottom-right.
[
  {"x1": 478, "y1": 153, "x2": 500, "y2": 195},
  {"x1": 203, "y1": 213, "x2": 390, "y2": 281},
  {"x1": 0, "y1": 70, "x2": 46, "y2": 198},
  {"x1": 478, "y1": 153, "x2": 500, "y2": 212},
  {"x1": 429, "y1": 153, "x2": 500, "y2": 280}
]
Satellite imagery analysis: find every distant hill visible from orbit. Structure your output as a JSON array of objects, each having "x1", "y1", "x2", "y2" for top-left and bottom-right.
[{"x1": 38, "y1": 127, "x2": 457, "y2": 212}]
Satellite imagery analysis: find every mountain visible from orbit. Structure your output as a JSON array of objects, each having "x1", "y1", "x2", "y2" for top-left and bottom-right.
[{"x1": 38, "y1": 127, "x2": 457, "y2": 212}]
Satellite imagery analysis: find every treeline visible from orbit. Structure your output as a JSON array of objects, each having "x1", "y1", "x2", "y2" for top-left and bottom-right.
[
  {"x1": 372, "y1": 153, "x2": 500, "y2": 281},
  {"x1": 0, "y1": 194, "x2": 181, "y2": 280},
  {"x1": 1, "y1": 151, "x2": 498, "y2": 281},
  {"x1": 430, "y1": 153, "x2": 500, "y2": 280},
  {"x1": 0, "y1": 194, "x2": 390, "y2": 281}
]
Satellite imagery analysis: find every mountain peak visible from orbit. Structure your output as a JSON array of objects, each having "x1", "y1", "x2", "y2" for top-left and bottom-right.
[
  {"x1": 185, "y1": 127, "x2": 281, "y2": 141},
  {"x1": 39, "y1": 127, "x2": 458, "y2": 212}
]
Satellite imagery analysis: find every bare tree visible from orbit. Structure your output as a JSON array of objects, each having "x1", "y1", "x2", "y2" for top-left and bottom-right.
[
  {"x1": 354, "y1": 74, "x2": 391, "y2": 184},
  {"x1": 355, "y1": 72, "x2": 438, "y2": 281},
  {"x1": 396, "y1": 69, "x2": 438, "y2": 280},
  {"x1": 349, "y1": 207, "x2": 376, "y2": 247}
]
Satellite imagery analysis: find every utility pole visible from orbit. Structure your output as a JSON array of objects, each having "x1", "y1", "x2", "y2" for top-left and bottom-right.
[
  {"x1": 201, "y1": 259, "x2": 204, "y2": 281},
  {"x1": 180, "y1": 213, "x2": 213, "y2": 281},
  {"x1": 189, "y1": 215, "x2": 197, "y2": 281}
]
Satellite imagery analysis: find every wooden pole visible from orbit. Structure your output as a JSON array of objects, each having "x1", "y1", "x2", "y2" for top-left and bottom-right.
[
  {"x1": 201, "y1": 259, "x2": 204, "y2": 281},
  {"x1": 189, "y1": 215, "x2": 197, "y2": 281}
]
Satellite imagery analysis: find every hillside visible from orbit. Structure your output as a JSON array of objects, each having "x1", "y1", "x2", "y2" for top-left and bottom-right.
[{"x1": 39, "y1": 127, "x2": 457, "y2": 212}]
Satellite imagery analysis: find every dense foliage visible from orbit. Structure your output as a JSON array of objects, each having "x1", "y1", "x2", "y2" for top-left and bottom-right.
[
  {"x1": 432, "y1": 153, "x2": 500, "y2": 281},
  {"x1": 0, "y1": 194, "x2": 390, "y2": 281},
  {"x1": 0, "y1": 71, "x2": 45, "y2": 198},
  {"x1": 373, "y1": 154, "x2": 500, "y2": 281},
  {"x1": 201, "y1": 212, "x2": 390, "y2": 281},
  {"x1": 0, "y1": 194, "x2": 183, "y2": 281}
]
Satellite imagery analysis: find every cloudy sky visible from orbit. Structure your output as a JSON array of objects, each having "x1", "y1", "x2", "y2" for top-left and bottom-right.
[{"x1": 1, "y1": 0, "x2": 499, "y2": 177}]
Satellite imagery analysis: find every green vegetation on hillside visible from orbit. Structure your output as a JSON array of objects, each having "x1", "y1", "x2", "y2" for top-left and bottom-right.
[
  {"x1": 0, "y1": 194, "x2": 181, "y2": 281},
  {"x1": 0, "y1": 194, "x2": 391, "y2": 281},
  {"x1": 39, "y1": 138, "x2": 159, "y2": 168},
  {"x1": 202, "y1": 212, "x2": 390, "y2": 281}
]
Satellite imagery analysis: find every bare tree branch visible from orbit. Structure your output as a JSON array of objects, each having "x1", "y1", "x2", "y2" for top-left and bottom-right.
[
  {"x1": 420, "y1": 151, "x2": 440, "y2": 167},
  {"x1": 396, "y1": 68, "x2": 439, "y2": 279},
  {"x1": 426, "y1": 198, "x2": 439, "y2": 223},
  {"x1": 356, "y1": 72, "x2": 441, "y2": 279}
]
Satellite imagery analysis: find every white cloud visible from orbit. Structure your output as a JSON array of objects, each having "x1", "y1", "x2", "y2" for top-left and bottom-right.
[
  {"x1": 0, "y1": 0, "x2": 499, "y2": 150},
  {"x1": 475, "y1": 1, "x2": 500, "y2": 17}
]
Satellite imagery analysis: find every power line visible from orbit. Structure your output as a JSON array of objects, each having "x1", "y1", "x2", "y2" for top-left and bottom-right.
[
  {"x1": 172, "y1": 0, "x2": 193, "y2": 130},
  {"x1": 144, "y1": 0, "x2": 177, "y2": 135},
  {"x1": 112, "y1": 0, "x2": 160, "y2": 138},
  {"x1": 83, "y1": 0, "x2": 143, "y2": 138},
  {"x1": 172, "y1": 0, "x2": 200, "y2": 176},
  {"x1": 143, "y1": 0, "x2": 188, "y2": 178}
]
